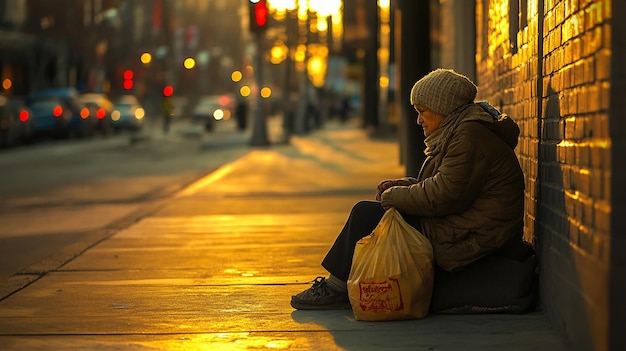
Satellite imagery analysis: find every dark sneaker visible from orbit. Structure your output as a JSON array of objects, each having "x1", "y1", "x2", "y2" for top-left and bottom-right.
[{"x1": 291, "y1": 276, "x2": 352, "y2": 310}]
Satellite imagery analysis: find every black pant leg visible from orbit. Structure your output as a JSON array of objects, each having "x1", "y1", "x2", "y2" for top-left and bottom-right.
[
  {"x1": 321, "y1": 201, "x2": 386, "y2": 281},
  {"x1": 321, "y1": 200, "x2": 423, "y2": 282}
]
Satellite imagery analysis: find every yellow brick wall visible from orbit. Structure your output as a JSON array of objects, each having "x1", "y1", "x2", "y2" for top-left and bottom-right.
[{"x1": 474, "y1": 1, "x2": 612, "y2": 350}]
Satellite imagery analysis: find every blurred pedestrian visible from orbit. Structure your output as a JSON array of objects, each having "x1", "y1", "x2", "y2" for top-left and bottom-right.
[
  {"x1": 235, "y1": 97, "x2": 248, "y2": 131},
  {"x1": 161, "y1": 95, "x2": 173, "y2": 134},
  {"x1": 306, "y1": 87, "x2": 321, "y2": 131},
  {"x1": 291, "y1": 68, "x2": 536, "y2": 312},
  {"x1": 279, "y1": 92, "x2": 299, "y2": 144},
  {"x1": 337, "y1": 93, "x2": 351, "y2": 123}
]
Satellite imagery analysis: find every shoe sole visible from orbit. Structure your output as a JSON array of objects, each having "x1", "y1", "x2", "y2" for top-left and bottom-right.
[{"x1": 290, "y1": 300, "x2": 352, "y2": 310}]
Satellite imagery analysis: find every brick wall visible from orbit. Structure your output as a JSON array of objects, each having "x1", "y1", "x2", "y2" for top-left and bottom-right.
[{"x1": 472, "y1": 0, "x2": 616, "y2": 350}]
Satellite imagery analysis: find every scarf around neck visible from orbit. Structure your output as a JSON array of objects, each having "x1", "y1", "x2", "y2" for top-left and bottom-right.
[{"x1": 423, "y1": 103, "x2": 495, "y2": 157}]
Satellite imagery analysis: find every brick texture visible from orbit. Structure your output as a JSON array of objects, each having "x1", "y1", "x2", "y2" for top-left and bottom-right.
[{"x1": 473, "y1": 1, "x2": 617, "y2": 350}]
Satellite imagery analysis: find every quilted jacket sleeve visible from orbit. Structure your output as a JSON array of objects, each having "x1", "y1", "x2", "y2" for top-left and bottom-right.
[{"x1": 380, "y1": 127, "x2": 489, "y2": 216}]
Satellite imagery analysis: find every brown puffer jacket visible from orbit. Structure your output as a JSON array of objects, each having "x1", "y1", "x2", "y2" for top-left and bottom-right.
[{"x1": 381, "y1": 105, "x2": 525, "y2": 272}]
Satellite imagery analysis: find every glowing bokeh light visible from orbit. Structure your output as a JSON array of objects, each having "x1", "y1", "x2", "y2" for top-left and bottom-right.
[
  {"x1": 240, "y1": 86, "x2": 251, "y2": 97},
  {"x1": 2, "y1": 78, "x2": 11, "y2": 90},
  {"x1": 19, "y1": 110, "x2": 29, "y2": 122},
  {"x1": 53, "y1": 105, "x2": 63, "y2": 117},
  {"x1": 231, "y1": 70, "x2": 243, "y2": 82},
  {"x1": 163, "y1": 85, "x2": 174, "y2": 97},
  {"x1": 184, "y1": 57, "x2": 196, "y2": 69},
  {"x1": 80, "y1": 107, "x2": 90, "y2": 119},
  {"x1": 140, "y1": 52, "x2": 152, "y2": 64},
  {"x1": 134, "y1": 108, "x2": 145, "y2": 119},
  {"x1": 213, "y1": 109, "x2": 225, "y2": 120},
  {"x1": 96, "y1": 108, "x2": 106, "y2": 119},
  {"x1": 123, "y1": 70, "x2": 133, "y2": 80},
  {"x1": 260, "y1": 87, "x2": 272, "y2": 98}
]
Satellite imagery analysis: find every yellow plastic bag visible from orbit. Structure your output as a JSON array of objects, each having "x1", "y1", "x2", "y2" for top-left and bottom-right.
[{"x1": 347, "y1": 208, "x2": 434, "y2": 321}]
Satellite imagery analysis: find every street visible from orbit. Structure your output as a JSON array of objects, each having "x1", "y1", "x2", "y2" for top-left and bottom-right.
[{"x1": 0, "y1": 116, "x2": 252, "y2": 296}]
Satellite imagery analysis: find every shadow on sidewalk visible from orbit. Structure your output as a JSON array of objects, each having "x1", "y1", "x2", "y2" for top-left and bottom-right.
[{"x1": 290, "y1": 309, "x2": 570, "y2": 351}]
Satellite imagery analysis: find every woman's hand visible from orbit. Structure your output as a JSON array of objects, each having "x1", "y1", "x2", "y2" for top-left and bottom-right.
[{"x1": 375, "y1": 179, "x2": 414, "y2": 201}]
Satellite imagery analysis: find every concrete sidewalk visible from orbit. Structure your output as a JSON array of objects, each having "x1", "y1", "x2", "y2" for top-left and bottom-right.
[{"x1": 0, "y1": 120, "x2": 571, "y2": 350}]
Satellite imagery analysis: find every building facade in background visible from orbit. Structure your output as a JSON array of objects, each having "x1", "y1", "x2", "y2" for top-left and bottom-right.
[{"x1": 0, "y1": 0, "x2": 246, "y2": 100}]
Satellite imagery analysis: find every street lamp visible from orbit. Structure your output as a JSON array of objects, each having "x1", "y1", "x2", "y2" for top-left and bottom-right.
[
  {"x1": 308, "y1": 0, "x2": 342, "y2": 32},
  {"x1": 378, "y1": 0, "x2": 391, "y2": 127},
  {"x1": 307, "y1": 44, "x2": 328, "y2": 88},
  {"x1": 270, "y1": 40, "x2": 289, "y2": 64},
  {"x1": 266, "y1": 0, "x2": 342, "y2": 136},
  {"x1": 268, "y1": 0, "x2": 296, "y2": 20}
]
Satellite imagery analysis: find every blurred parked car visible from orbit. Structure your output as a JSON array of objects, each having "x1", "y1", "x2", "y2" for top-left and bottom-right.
[
  {"x1": 111, "y1": 95, "x2": 145, "y2": 132},
  {"x1": 0, "y1": 95, "x2": 35, "y2": 148},
  {"x1": 79, "y1": 93, "x2": 114, "y2": 136},
  {"x1": 26, "y1": 88, "x2": 96, "y2": 139},
  {"x1": 191, "y1": 94, "x2": 235, "y2": 131}
]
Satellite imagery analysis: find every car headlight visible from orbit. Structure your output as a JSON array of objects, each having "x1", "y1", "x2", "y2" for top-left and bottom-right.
[
  {"x1": 134, "y1": 108, "x2": 145, "y2": 120},
  {"x1": 213, "y1": 109, "x2": 224, "y2": 120}
]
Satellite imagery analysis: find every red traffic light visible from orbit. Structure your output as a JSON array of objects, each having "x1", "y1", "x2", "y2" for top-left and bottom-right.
[
  {"x1": 163, "y1": 85, "x2": 174, "y2": 97},
  {"x1": 255, "y1": 0, "x2": 268, "y2": 26},
  {"x1": 249, "y1": 0, "x2": 268, "y2": 33},
  {"x1": 123, "y1": 80, "x2": 134, "y2": 90},
  {"x1": 123, "y1": 70, "x2": 134, "y2": 80},
  {"x1": 123, "y1": 69, "x2": 134, "y2": 90}
]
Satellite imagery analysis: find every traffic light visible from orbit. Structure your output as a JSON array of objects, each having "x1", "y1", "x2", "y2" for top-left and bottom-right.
[
  {"x1": 162, "y1": 85, "x2": 174, "y2": 97},
  {"x1": 249, "y1": 0, "x2": 268, "y2": 33},
  {"x1": 123, "y1": 69, "x2": 134, "y2": 90}
]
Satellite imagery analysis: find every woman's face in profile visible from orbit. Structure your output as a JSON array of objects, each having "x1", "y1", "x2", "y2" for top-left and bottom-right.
[{"x1": 414, "y1": 105, "x2": 445, "y2": 137}]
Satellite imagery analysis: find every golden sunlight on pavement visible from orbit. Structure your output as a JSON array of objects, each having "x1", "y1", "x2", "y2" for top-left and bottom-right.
[{"x1": 141, "y1": 333, "x2": 305, "y2": 350}]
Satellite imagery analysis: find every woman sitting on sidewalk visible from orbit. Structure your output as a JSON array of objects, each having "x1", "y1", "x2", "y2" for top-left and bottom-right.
[{"x1": 291, "y1": 68, "x2": 536, "y2": 312}]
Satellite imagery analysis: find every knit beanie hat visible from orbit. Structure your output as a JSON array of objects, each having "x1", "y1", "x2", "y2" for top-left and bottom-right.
[{"x1": 410, "y1": 68, "x2": 478, "y2": 116}]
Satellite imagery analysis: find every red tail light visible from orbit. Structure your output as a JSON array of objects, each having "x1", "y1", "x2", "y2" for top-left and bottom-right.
[
  {"x1": 18, "y1": 110, "x2": 29, "y2": 122},
  {"x1": 53, "y1": 105, "x2": 63, "y2": 117},
  {"x1": 80, "y1": 107, "x2": 90, "y2": 119},
  {"x1": 219, "y1": 95, "x2": 230, "y2": 106},
  {"x1": 96, "y1": 108, "x2": 106, "y2": 119}
]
